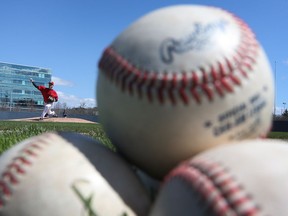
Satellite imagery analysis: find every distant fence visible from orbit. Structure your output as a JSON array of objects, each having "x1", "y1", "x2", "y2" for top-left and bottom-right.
[
  {"x1": 271, "y1": 120, "x2": 288, "y2": 132},
  {"x1": 0, "y1": 111, "x2": 39, "y2": 120}
]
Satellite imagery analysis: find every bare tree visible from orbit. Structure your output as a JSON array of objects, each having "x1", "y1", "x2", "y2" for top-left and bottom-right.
[{"x1": 79, "y1": 102, "x2": 86, "y2": 109}]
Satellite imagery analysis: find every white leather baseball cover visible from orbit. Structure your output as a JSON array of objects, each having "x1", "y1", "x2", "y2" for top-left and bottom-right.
[
  {"x1": 0, "y1": 132, "x2": 151, "y2": 216},
  {"x1": 97, "y1": 5, "x2": 274, "y2": 178},
  {"x1": 150, "y1": 139, "x2": 288, "y2": 216}
]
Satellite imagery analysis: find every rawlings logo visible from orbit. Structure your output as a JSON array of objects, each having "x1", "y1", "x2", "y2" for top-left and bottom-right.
[
  {"x1": 72, "y1": 179, "x2": 97, "y2": 216},
  {"x1": 72, "y1": 179, "x2": 128, "y2": 216},
  {"x1": 160, "y1": 19, "x2": 229, "y2": 64}
]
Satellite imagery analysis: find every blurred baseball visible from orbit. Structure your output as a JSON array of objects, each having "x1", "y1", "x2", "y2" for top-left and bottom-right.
[
  {"x1": 0, "y1": 132, "x2": 151, "y2": 216},
  {"x1": 150, "y1": 139, "x2": 288, "y2": 216},
  {"x1": 97, "y1": 5, "x2": 274, "y2": 178}
]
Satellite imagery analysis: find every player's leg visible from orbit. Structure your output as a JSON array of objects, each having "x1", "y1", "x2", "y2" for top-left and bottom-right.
[
  {"x1": 46, "y1": 104, "x2": 54, "y2": 116},
  {"x1": 47, "y1": 104, "x2": 58, "y2": 117},
  {"x1": 40, "y1": 104, "x2": 50, "y2": 119}
]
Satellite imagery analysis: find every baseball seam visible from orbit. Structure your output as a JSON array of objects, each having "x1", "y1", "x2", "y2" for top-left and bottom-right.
[
  {"x1": 98, "y1": 14, "x2": 258, "y2": 105},
  {"x1": 0, "y1": 134, "x2": 52, "y2": 209},
  {"x1": 165, "y1": 159, "x2": 261, "y2": 215}
]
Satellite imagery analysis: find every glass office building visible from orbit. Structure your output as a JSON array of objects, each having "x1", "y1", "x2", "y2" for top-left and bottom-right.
[{"x1": 0, "y1": 62, "x2": 52, "y2": 109}]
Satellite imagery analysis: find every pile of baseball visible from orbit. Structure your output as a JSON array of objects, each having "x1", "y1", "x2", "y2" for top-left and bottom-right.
[{"x1": 1, "y1": 4, "x2": 285, "y2": 216}]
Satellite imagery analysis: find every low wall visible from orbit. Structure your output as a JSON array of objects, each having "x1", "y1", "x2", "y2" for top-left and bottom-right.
[
  {"x1": 271, "y1": 120, "x2": 288, "y2": 132},
  {"x1": 0, "y1": 111, "x2": 37, "y2": 120}
]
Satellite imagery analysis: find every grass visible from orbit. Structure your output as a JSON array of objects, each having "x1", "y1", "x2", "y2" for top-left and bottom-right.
[
  {"x1": 267, "y1": 132, "x2": 288, "y2": 140},
  {"x1": 0, "y1": 120, "x2": 287, "y2": 155},
  {"x1": 0, "y1": 121, "x2": 113, "y2": 154}
]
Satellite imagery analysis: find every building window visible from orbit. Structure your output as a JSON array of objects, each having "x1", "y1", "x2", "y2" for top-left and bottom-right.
[
  {"x1": 13, "y1": 89, "x2": 23, "y2": 94},
  {"x1": 13, "y1": 80, "x2": 22, "y2": 84},
  {"x1": 34, "y1": 91, "x2": 42, "y2": 95},
  {"x1": 45, "y1": 74, "x2": 51, "y2": 79}
]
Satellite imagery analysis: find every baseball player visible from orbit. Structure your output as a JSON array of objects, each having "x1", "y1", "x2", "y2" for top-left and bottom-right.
[{"x1": 30, "y1": 78, "x2": 58, "y2": 120}]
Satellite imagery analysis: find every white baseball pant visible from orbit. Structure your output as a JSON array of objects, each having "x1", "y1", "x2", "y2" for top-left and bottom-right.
[{"x1": 41, "y1": 103, "x2": 55, "y2": 119}]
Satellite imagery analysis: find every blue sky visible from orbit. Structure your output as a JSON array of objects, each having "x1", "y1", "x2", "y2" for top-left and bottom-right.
[{"x1": 0, "y1": 0, "x2": 287, "y2": 111}]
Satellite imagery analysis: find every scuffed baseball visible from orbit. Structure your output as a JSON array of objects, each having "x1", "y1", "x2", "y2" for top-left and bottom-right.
[
  {"x1": 0, "y1": 132, "x2": 151, "y2": 216},
  {"x1": 150, "y1": 139, "x2": 288, "y2": 216},
  {"x1": 97, "y1": 4, "x2": 274, "y2": 178}
]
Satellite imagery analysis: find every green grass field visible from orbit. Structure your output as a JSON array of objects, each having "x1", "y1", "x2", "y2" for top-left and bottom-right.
[
  {"x1": 0, "y1": 121, "x2": 113, "y2": 154},
  {"x1": 0, "y1": 120, "x2": 287, "y2": 155}
]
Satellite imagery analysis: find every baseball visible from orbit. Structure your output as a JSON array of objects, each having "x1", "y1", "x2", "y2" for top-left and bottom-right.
[
  {"x1": 0, "y1": 132, "x2": 151, "y2": 216},
  {"x1": 97, "y1": 5, "x2": 274, "y2": 178},
  {"x1": 150, "y1": 139, "x2": 288, "y2": 216}
]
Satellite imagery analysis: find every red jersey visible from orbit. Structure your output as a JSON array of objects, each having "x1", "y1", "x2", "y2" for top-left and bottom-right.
[{"x1": 38, "y1": 86, "x2": 58, "y2": 103}]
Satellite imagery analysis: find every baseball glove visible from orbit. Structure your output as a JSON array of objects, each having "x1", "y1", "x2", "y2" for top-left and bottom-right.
[{"x1": 48, "y1": 96, "x2": 55, "y2": 102}]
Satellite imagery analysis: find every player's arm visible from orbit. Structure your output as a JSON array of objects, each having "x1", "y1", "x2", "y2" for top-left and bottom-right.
[{"x1": 30, "y1": 78, "x2": 39, "y2": 89}]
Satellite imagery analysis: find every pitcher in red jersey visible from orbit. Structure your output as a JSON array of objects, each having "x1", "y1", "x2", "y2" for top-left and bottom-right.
[{"x1": 30, "y1": 78, "x2": 58, "y2": 120}]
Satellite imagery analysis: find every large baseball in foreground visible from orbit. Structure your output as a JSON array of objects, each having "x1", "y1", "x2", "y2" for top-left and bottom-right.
[
  {"x1": 0, "y1": 132, "x2": 151, "y2": 216},
  {"x1": 97, "y1": 5, "x2": 274, "y2": 178},
  {"x1": 150, "y1": 139, "x2": 288, "y2": 216}
]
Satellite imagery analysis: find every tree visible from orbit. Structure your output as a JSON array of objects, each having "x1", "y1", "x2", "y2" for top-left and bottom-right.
[
  {"x1": 282, "y1": 109, "x2": 288, "y2": 117},
  {"x1": 79, "y1": 102, "x2": 86, "y2": 109}
]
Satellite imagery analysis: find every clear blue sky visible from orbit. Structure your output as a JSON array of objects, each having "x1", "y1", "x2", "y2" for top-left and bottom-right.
[{"x1": 0, "y1": 0, "x2": 287, "y2": 111}]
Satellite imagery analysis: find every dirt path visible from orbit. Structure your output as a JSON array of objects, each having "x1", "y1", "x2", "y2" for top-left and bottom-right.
[{"x1": 8, "y1": 117, "x2": 96, "y2": 124}]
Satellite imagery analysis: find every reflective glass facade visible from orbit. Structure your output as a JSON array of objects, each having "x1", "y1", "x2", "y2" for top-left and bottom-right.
[{"x1": 0, "y1": 62, "x2": 52, "y2": 108}]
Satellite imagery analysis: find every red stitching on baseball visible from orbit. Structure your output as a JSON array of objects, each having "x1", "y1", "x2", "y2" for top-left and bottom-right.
[
  {"x1": 165, "y1": 159, "x2": 260, "y2": 215},
  {"x1": 98, "y1": 14, "x2": 258, "y2": 105},
  {"x1": 0, "y1": 135, "x2": 52, "y2": 209}
]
